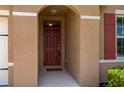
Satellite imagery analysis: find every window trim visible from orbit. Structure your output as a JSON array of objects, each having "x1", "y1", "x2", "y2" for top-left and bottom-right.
[
  {"x1": 116, "y1": 15, "x2": 124, "y2": 59},
  {"x1": 100, "y1": 59, "x2": 124, "y2": 63}
]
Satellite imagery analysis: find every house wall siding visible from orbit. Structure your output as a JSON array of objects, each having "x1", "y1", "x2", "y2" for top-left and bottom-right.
[
  {"x1": 13, "y1": 16, "x2": 38, "y2": 87},
  {"x1": 80, "y1": 18, "x2": 100, "y2": 86},
  {"x1": 77, "y1": 5, "x2": 100, "y2": 86},
  {"x1": 66, "y1": 11, "x2": 81, "y2": 84}
]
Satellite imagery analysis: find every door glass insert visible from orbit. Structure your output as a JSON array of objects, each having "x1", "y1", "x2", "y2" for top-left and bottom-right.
[
  {"x1": 0, "y1": 37, "x2": 8, "y2": 68},
  {"x1": 0, "y1": 17, "x2": 8, "y2": 35}
]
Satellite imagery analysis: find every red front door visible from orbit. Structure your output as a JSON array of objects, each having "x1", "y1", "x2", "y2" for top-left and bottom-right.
[{"x1": 43, "y1": 25, "x2": 61, "y2": 65}]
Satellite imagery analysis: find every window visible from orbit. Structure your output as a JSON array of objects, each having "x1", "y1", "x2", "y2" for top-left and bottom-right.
[{"x1": 117, "y1": 16, "x2": 124, "y2": 58}]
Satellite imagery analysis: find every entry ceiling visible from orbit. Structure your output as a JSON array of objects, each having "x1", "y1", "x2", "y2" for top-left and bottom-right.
[{"x1": 40, "y1": 5, "x2": 71, "y2": 16}]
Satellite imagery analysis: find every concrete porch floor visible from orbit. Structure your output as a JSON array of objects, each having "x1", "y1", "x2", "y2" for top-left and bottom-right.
[{"x1": 38, "y1": 69, "x2": 79, "y2": 87}]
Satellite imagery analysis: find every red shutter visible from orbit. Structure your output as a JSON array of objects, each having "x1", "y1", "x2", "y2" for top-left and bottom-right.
[{"x1": 104, "y1": 13, "x2": 116, "y2": 59}]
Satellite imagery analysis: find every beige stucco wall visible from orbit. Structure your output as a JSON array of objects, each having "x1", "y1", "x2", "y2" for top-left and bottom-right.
[
  {"x1": 0, "y1": 5, "x2": 12, "y2": 10},
  {"x1": 13, "y1": 15, "x2": 38, "y2": 87},
  {"x1": 79, "y1": 6, "x2": 100, "y2": 86},
  {"x1": 74, "y1": 5, "x2": 99, "y2": 16},
  {"x1": 12, "y1": 5, "x2": 42, "y2": 12},
  {"x1": 80, "y1": 19, "x2": 100, "y2": 86},
  {"x1": 100, "y1": 6, "x2": 124, "y2": 83},
  {"x1": 65, "y1": 6, "x2": 100, "y2": 86},
  {"x1": 65, "y1": 11, "x2": 81, "y2": 84}
]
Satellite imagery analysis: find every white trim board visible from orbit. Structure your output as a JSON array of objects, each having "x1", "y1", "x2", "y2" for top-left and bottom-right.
[
  {"x1": 100, "y1": 59, "x2": 124, "y2": 63},
  {"x1": 12, "y1": 11, "x2": 37, "y2": 16},
  {"x1": 8, "y1": 62, "x2": 14, "y2": 67},
  {"x1": 115, "y1": 10, "x2": 124, "y2": 14},
  {"x1": 80, "y1": 15, "x2": 100, "y2": 20},
  {"x1": 0, "y1": 10, "x2": 10, "y2": 16}
]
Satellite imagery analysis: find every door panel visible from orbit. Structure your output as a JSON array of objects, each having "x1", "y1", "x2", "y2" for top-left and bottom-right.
[
  {"x1": 0, "y1": 37, "x2": 8, "y2": 68},
  {"x1": 0, "y1": 70, "x2": 8, "y2": 85},
  {"x1": 44, "y1": 26, "x2": 61, "y2": 65},
  {"x1": 0, "y1": 17, "x2": 8, "y2": 85}
]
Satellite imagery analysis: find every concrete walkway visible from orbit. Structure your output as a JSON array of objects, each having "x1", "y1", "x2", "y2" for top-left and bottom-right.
[{"x1": 38, "y1": 69, "x2": 79, "y2": 87}]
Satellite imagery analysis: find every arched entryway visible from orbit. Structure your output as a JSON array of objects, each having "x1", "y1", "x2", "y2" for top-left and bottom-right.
[
  {"x1": 38, "y1": 5, "x2": 81, "y2": 86},
  {"x1": 11, "y1": 5, "x2": 99, "y2": 87}
]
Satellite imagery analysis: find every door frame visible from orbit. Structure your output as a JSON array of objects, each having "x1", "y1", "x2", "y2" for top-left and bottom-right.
[{"x1": 39, "y1": 16, "x2": 65, "y2": 69}]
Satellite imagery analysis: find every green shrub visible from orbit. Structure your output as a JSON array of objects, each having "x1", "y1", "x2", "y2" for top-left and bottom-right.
[{"x1": 106, "y1": 66, "x2": 124, "y2": 87}]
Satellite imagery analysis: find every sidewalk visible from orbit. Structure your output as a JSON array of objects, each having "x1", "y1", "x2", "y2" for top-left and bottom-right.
[{"x1": 38, "y1": 69, "x2": 79, "y2": 87}]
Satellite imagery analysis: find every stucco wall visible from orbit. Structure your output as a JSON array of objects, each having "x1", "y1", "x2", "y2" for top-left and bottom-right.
[
  {"x1": 65, "y1": 11, "x2": 81, "y2": 84},
  {"x1": 80, "y1": 19, "x2": 100, "y2": 86},
  {"x1": 13, "y1": 15, "x2": 38, "y2": 87},
  {"x1": 12, "y1": 5, "x2": 42, "y2": 12},
  {"x1": 75, "y1": 5, "x2": 99, "y2": 16},
  {"x1": 80, "y1": 6, "x2": 100, "y2": 86},
  {"x1": 65, "y1": 6, "x2": 100, "y2": 87},
  {"x1": 0, "y1": 5, "x2": 12, "y2": 10}
]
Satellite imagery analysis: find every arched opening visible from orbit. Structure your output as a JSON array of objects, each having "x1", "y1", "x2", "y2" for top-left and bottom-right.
[{"x1": 38, "y1": 5, "x2": 81, "y2": 87}]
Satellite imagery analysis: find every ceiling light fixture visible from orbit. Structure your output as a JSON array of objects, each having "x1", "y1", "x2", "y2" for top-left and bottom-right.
[
  {"x1": 51, "y1": 9, "x2": 57, "y2": 14},
  {"x1": 48, "y1": 23, "x2": 53, "y2": 26}
]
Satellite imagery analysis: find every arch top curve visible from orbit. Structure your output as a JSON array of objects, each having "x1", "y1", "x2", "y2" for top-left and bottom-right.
[
  {"x1": 37, "y1": 5, "x2": 81, "y2": 16},
  {"x1": 12, "y1": 5, "x2": 80, "y2": 16}
]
